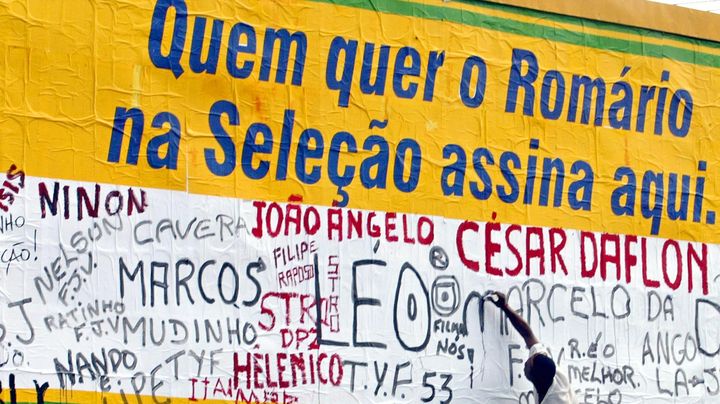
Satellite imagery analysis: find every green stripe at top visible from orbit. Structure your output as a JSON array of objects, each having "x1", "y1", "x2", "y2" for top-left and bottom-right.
[
  {"x1": 310, "y1": 0, "x2": 720, "y2": 69},
  {"x1": 456, "y1": 0, "x2": 720, "y2": 50}
]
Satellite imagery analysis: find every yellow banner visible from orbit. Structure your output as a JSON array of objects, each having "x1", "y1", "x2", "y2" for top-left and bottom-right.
[{"x1": 1, "y1": 0, "x2": 720, "y2": 242}]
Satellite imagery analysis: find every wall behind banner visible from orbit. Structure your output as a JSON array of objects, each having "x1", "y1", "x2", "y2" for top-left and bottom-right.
[{"x1": 1, "y1": 0, "x2": 720, "y2": 402}]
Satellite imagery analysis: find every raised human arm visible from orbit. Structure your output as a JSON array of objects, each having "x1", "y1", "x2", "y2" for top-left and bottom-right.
[{"x1": 488, "y1": 292, "x2": 538, "y2": 349}]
